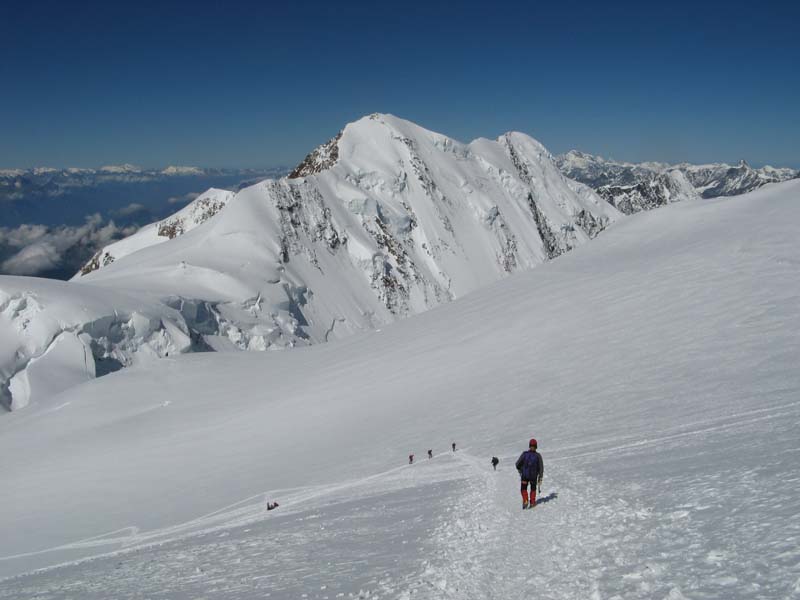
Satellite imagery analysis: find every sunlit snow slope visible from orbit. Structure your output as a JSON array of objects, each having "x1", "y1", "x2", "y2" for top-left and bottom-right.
[{"x1": 1, "y1": 180, "x2": 798, "y2": 598}]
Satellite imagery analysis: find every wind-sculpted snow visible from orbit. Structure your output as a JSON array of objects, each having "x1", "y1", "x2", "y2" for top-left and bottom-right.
[
  {"x1": 0, "y1": 180, "x2": 798, "y2": 597},
  {"x1": 0, "y1": 114, "x2": 621, "y2": 411}
]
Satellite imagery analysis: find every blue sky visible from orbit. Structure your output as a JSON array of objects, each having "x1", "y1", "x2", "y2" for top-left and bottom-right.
[{"x1": 1, "y1": 0, "x2": 798, "y2": 169}]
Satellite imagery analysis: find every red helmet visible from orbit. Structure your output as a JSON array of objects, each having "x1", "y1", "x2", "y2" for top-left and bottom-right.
[{"x1": 529, "y1": 438, "x2": 538, "y2": 448}]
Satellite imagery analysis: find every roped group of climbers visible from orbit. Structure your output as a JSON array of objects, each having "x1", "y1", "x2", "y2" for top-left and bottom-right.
[
  {"x1": 408, "y1": 438, "x2": 544, "y2": 510},
  {"x1": 409, "y1": 441, "x2": 457, "y2": 464},
  {"x1": 270, "y1": 438, "x2": 542, "y2": 515}
]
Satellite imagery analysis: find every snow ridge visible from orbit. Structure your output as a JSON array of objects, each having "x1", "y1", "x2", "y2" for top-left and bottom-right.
[{"x1": 78, "y1": 189, "x2": 234, "y2": 275}]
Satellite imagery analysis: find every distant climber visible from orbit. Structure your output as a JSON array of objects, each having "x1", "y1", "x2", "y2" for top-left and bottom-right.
[
  {"x1": 491, "y1": 456, "x2": 499, "y2": 470},
  {"x1": 452, "y1": 442, "x2": 456, "y2": 452},
  {"x1": 409, "y1": 454, "x2": 414, "y2": 464},
  {"x1": 428, "y1": 449, "x2": 433, "y2": 459},
  {"x1": 515, "y1": 438, "x2": 544, "y2": 509},
  {"x1": 267, "y1": 501, "x2": 279, "y2": 511}
]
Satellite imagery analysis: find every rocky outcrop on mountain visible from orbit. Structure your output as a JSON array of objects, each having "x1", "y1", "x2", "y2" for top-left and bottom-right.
[
  {"x1": 288, "y1": 132, "x2": 343, "y2": 179},
  {"x1": 156, "y1": 192, "x2": 230, "y2": 239},
  {"x1": 555, "y1": 150, "x2": 668, "y2": 189},
  {"x1": 595, "y1": 170, "x2": 699, "y2": 214}
]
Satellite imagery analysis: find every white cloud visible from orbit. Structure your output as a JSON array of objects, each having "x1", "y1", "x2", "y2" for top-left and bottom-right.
[
  {"x1": 168, "y1": 192, "x2": 200, "y2": 205},
  {"x1": 114, "y1": 203, "x2": 147, "y2": 217},
  {"x1": 0, "y1": 216, "x2": 138, "y2": 278},
  {"x1": 1, "y1": 242, "x2": 61, "y2": 275},
  {"x1": 0, "y1": 224, "x2": 49, "y2": 247}
]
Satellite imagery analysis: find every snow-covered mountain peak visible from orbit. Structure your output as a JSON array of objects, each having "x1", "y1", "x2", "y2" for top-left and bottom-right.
[
  {"x1": 289, "y1": 113, "x2": 472, "y2": 181},
  {"x1": 3, "y1": 114, "x2": 623, "y2": 410},
  {"x1": 559, "y1": 148, "x2": 614, "y2": 168},
  {"x1": 98, "y1": 163, "x2": 141, "y2": 173},
  {"x1": 161, "y1": 165, "x2": 206, "y2": 176}
]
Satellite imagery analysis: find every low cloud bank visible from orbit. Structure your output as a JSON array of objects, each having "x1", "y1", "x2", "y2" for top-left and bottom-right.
[
  {"x1": 114, "y1": 202, "x2": 148, "y2": 217},
  {"x1": 0, "y1": 215, "x2": 137, "y2": 279},
  {"x1": 167, "y1": 192, "x2": 200, "y2": 205}
]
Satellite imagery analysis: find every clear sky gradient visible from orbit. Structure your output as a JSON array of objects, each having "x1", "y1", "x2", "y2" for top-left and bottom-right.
[{"x1": 2, "y1": 0, "x2": 798, "y2": 169}]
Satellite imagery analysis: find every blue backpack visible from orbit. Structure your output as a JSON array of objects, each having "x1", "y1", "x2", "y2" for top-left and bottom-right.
[{"x1": 519, "y1": 451, "x2": 540, "y2": 481}]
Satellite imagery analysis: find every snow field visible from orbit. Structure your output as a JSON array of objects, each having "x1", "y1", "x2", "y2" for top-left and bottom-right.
[
  {"x1": 0, "y1": 454, "x2": 468, "y2": 599},
  {"x1": 1, "y1": 180, "x2": 799, "y2": 597}
]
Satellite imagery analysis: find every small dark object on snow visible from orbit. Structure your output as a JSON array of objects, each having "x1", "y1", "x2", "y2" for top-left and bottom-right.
[
  {"x1": 452, "y1": 442, "x2": 456, "y2": 452},
  {"x1": 491, "y1": 456, "x2": 499, "y2": 470},
  {"x1": 409, "y1": 454, "x2": 414, "y2": 464},
  {"x1": 428, "y1": 449, "x2": 433, "y2": 459},
  {"x1": 267, "y1": 502, "x2": 279, "y2": 511}
]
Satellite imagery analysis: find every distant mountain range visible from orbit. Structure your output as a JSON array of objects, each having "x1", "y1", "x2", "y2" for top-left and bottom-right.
[
  {"x1": 556, "y1": 150, "x2": 797, "y2": 213},
  {"x1": 0, "y1": 165, "x2": 286, "y2": 202}
]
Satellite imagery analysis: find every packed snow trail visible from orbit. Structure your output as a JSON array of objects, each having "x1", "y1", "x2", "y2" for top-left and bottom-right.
[
  {"x1": 410, "y1": 427, "x2": 800, "y2": 599},
  {"x1": 404, "y1": 451, "x2": 656, "y2": 599}
]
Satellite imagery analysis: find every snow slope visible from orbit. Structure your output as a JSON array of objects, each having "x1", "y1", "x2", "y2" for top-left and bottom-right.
[
  {"x1": 1, "y1": 179, "x2": 798, "y2": 598},
  {"x1": 1, "y1": 114, "x2": 620, "y2": 411}
]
